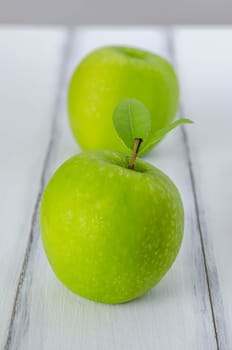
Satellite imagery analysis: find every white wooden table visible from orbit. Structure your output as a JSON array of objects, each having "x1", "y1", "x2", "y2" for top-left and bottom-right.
[{"x1": 0, "y1": 27, "x2": 231, "y2": 350}]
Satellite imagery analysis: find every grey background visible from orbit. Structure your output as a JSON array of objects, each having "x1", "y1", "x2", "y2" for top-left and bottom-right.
[{"x1": 0, "y1": 0, "x2": 232, "y2": 24}]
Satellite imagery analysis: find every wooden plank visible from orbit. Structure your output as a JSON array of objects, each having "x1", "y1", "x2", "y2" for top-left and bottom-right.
[
  {"x1": 174, "y1": 28, "x2": 232, "y2": 349},
  {"x1": 6, "y1": 28, "x2": 217, "y2": 349},
  {"x1": 0, "y1": 28, "x2": 67, "y2": 349}
]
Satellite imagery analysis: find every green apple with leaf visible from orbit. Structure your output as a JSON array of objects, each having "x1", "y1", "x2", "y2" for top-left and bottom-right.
[
  {"x1": 68, "y1": 46, "x2": 179, "y2": 154},
  {"x1": 40, "y1": 99, "x2": 192, "y2": 303}
]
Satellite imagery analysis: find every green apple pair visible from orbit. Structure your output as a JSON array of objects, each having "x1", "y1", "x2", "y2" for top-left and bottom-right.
[{"x1": 40, "y1": 46, "x2": 192, "y2": 304}]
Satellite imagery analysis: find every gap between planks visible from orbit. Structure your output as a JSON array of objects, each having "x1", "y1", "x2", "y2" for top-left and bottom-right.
[
  {"x1": 166, "y1": 28, "x2": 228, "y2": 350},
  {"x1": 3, "y1": 28, "x2": 75, "y2": 350}
]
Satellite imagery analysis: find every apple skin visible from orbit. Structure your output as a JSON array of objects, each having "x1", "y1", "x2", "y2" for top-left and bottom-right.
[
  {"x1": 40, "y1": 151, "x2": 184, "y2": 304},
  {"x1": 68, "y1": 46, "x2": 179, "y2": 154}
]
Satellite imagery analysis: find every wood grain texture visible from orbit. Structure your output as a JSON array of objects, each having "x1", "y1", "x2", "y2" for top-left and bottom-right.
[
  {"x1": 0, "y1": 28, "x2": 66, "y2": 349},
  {"x1": 2, "y1": 28, "x2": 219, "y2": 350},
  {"x1": 174, "y1": 28, "x2": 232, "y2": 349}
]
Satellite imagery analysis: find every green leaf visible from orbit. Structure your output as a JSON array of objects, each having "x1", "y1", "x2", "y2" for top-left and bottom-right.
[
  {"x1": 142, "y1": 118, "x2": 194, "y2": 153},
  {"x1": 112, "y1": 98, "x2": 151, "y2": 150}
]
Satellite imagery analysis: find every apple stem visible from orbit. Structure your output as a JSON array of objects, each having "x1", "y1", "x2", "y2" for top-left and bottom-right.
[{"x1": 129, "y1": 138, "x2": 142, "y2": 170}]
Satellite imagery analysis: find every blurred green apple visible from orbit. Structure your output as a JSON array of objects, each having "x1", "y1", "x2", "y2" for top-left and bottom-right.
[
  {"x1": 68, "y1": 46, "x2": 179, "y2": 154},
  {"x1": 40, "y1": 150, "x2": 184, "y2": 304}
]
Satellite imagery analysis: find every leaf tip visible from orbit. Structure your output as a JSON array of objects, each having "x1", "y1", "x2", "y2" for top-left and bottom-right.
[{"x1": 181, "y1": 118, "x2": 194, "y2": 124}]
